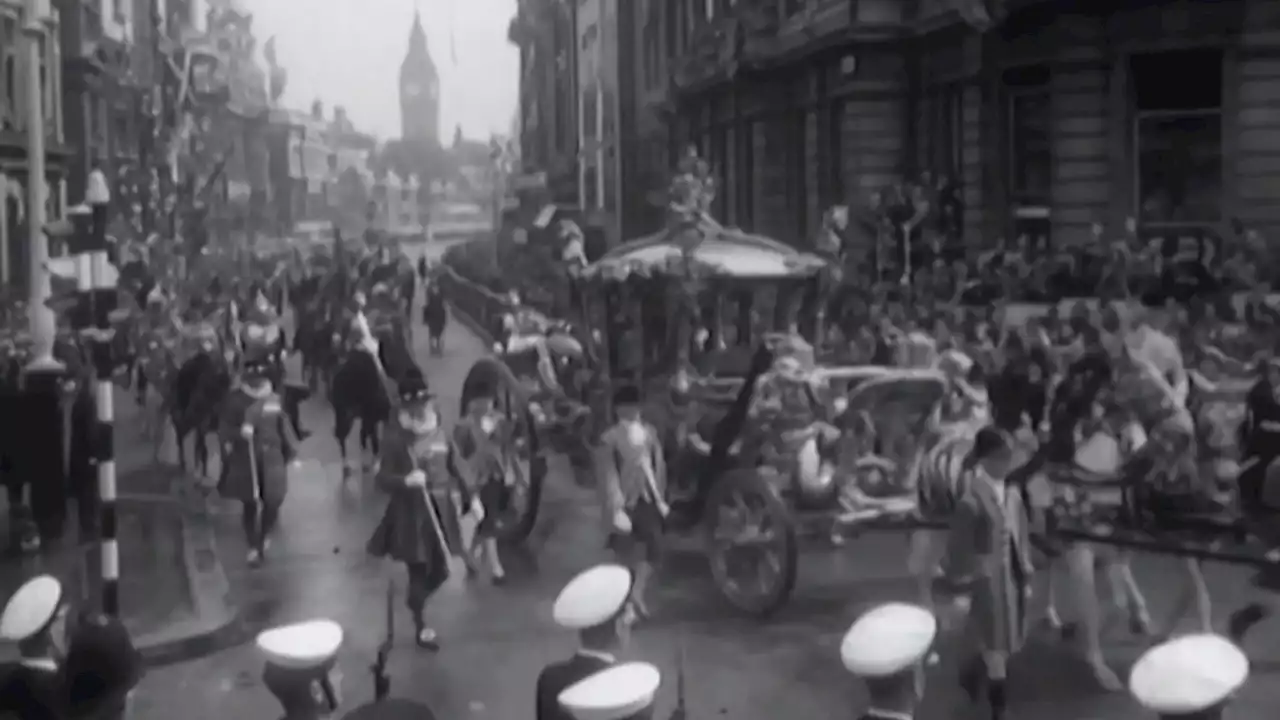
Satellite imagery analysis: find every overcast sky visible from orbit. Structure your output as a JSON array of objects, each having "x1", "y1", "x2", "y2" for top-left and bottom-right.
[{"x1": 244, "y1": 0, "x2": 519, "y2": 143}]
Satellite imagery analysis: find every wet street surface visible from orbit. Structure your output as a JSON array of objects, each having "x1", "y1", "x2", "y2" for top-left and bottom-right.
[{"x1": 129, "y1": 248, "x2": 1280, "y2": 719}]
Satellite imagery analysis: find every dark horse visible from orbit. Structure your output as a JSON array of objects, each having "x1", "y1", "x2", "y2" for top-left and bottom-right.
[
  {"x1": 329, "y1": 329, "x2": 421, "y2": 478},
  {"x1": 172, "y1": 351, "x2": 232, "y2": 477},
  {"x1": 295, "y1": 306, "x2": 342, "y2": 395}
]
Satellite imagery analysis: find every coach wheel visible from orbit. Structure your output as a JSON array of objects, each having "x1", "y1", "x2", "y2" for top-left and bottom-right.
[
  {"x1": 704, "y1": 468, "x2": 797, "y2": 617},
  {"x1": 492, "y1": 409, "x2": 545, "y2": 543},
  {"x1": 461, "y1": 358, "x2": 545, "y2": 543}
]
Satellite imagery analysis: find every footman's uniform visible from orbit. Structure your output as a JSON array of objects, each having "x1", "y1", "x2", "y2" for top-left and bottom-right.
[
  {"x1": 257, "y1": 619, "x2": 345, "y2": 719},
  {"x1": 600, "y1": 387, "x2": 667, "y2": 566},
  {"x1": 841, "y1": 602, "x2": 937, "y2": 720},
  {"x1": 536, "y1": 564, "x2": 634, "y2": 720},
  {"x1": 0, "y1": 575, "x2": 67, "y2": 720},
  {"x1": 1129, "y1": 633, "x2": 1248, "y2": 719},
  {"x1": 558, "y1": 662, "x2": 662, "y2": 720},
  {"x1": 454, "y1": 383, "x2": 512, "y2": 540}
]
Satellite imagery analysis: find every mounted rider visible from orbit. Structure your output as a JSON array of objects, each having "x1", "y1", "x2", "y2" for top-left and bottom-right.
[
  {"x1": 240, "y1": 288, "x2": 309, "y2": 440},
  {"x1": 497, "y1": 290, "x2": 552, "y2": 354}
]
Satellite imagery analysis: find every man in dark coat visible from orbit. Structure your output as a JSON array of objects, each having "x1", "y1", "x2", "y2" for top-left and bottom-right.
[
  {"x1": 1226, "y1": 356, "x2": 1280, "y2": 639},
  {"x1": 536, "y1": 564, "x2": 637, "y2": 720}
]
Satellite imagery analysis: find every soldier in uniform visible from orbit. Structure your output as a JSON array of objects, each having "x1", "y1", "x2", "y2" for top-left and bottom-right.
[
  {"x1": 367, "y1": 369, "x2": 478, "y2": 649},
  {"x1": 453, "y1": 379, "x2": 510, "y2": 583},
  {"x1": 940, "y1": 427, "x2": 1033, "y2": 715},
  {"x1": 62, "y1": 611, "x2": 145, "y2": 720},
  {"x1": 0, "y1": 575, "x2": 69, "y2": 720},
  {"x1": 1225, "y1": 355, "x2": 1280, "y2": 639},
  {"x1": 536, "y1": 564, "x2": 637, "y2": 720},
  {"x1": 840, "y1": 602, "x2": 938, "y2": 720},
  {"x1": 599, "y1": 385, "x2": 667, "y2": 618},
  {"x1": 1128, "y1": 633, "x2": 1248, "y2": 719},
  {"x1": 241, "y1": 294, "x2": 309, "y2": 441},
  {"x1": 218, "y1": 348, "x2": 302, "y2": 566},
  {"x1": 256, "y1": 619, "x2": 345, "y2": 720},
  {"x1": 557, "y1": 662, "x2": 661, "y2": 720}
]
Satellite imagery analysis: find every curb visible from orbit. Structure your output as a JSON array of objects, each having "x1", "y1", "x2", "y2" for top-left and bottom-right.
[
  {"x1": 113, "y1": 464, "x2": 245, "y2": 667},
  {"x1": 133, "y1": 501, "x2": 246, "y2": 666}
]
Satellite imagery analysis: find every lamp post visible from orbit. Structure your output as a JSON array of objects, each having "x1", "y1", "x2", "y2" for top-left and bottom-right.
[{"x1": 23, "y1": 0, "x2": 60, "y2": 374}]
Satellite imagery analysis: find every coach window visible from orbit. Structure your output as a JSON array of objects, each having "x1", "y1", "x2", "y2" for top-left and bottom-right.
[
  {"x1": 1007, "y1": 65, "x2": 1051, "y2": 259},
  {"x1": 1131, "y1": 48, "x2": 1223, "y2": 227}
]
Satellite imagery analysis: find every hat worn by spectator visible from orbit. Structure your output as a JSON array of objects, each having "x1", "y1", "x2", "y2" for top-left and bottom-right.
[
  {"x1": 840, "y1": 602, "x2": 938, "y2": 678},
  {"x1": 64, "y1": 613, "x2": 145, "y2": 718},
  {"x1": 557, "y1": 662, "x2": 662, "y2": 720},
  {"x1": 1129, "y1": 633, "x2": 1248, "y2": 716},
  {"x1": 0, "y1": 575, "x2": 62, "y2": 642},
  {"x1": 257, "y1": 620, "x2": 345, "y2": 714},
  {"x1": 257, "y1": 619, "x2": 344, "y2": 669},
  {"x1": 552, "y1": 564, "x2": 633, "y2": 630}
]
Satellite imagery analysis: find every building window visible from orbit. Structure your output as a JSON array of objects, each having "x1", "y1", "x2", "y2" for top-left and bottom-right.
[
  {"x1": 736, "y1": 119, "x2": 756, "y2": 230},
  {"x1": 821, "y1": 99, "x2": 844, "y2": 208},
  {"x1": 1, "y1": 11, "x2": 16, "y2": 131},
  {"x1": 581, "y1": 87, "x2": 598, "y2": 141},
  {"x1": 1132, "y1": 49, "x2": 1223, "y2": 226},
  {"x1": 926, "y1": 85, "x2": 963, "y2": 180},
  {"x1": 583, "y1": 164, "x2": 599, "y2": 209},
  {"x1": 1006, "y1": 66, "x2": 1050, "y2": 208}
]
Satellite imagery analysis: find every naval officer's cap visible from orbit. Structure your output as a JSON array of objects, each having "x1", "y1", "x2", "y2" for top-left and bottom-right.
[
  {"x1": 840, "y1": 602, "x2": 938, "y2": 678},
  {"x1": 558, "y1": 662, "x2": 662, "y2": 720},
  {"x1": 552, "y1": 564, "x2": 633, "y2": 630},
  {"x1": 0, "y1": 575, "x2": 63, "y2": 642},
  {"x1": 1129, "y1": 633, "x2": 1248, "y2": 715},
  {"x1": 256, "y1": 619, "x2": 344, "y2": 670}
]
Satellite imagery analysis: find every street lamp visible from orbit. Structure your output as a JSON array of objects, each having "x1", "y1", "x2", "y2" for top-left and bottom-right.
[{"x1": 23, "y1": 0, "x2": 60, "y2": 373}]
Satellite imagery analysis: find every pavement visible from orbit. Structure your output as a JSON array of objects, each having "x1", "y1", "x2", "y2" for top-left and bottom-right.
[
  {"x1": 0, "y1": 375, "x2": 231, "y2": 660},
  {"x1": 37, "y1": 237, "x2": 1273, "y2": 718}
]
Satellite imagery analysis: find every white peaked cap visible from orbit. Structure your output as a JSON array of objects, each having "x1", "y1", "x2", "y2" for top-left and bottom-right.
[
  {"x1": 552, "y1": 564, "x2": 633, "y2": 629},
  {"x1": 1129, "y1": 633, "x2": 1249, "y2": 714},
  {"x1": 840, "y1": 602, "x2": 938, "y2": 678},
  {"x1": 255, "y1": 619, "x2": 344, "y2": 670},
  {"x1": 558, "y1": 662, "x2": 661, "y2": 720},
  {"x1": 0, "y1": 575, "x2": 62, "y2": 641}
]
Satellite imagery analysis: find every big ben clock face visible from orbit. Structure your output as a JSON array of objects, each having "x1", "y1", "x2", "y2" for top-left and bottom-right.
[{"x1": 404, "y1": 81, "x2": 421, "y2": 97}]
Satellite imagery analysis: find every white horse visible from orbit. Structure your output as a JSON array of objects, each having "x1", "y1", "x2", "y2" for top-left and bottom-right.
[{"x1": 1043, "y1": 422, "x2": 1212, "y2": 691}]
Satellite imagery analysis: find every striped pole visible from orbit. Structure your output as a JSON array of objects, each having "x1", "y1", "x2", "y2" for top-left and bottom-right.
[{"x1": 87, "y1": 192, "x2": 119, "y2": 617}]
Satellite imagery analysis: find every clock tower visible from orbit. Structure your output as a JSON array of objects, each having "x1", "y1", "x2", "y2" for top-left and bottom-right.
[{"x1": 400, "y1": 7, "x2": 440, "y2": 146}]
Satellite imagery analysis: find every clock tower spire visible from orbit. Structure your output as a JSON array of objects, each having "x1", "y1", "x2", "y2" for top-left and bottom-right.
[{"x1": 400, "y1": 4, "x2": 440, "y2": 147}]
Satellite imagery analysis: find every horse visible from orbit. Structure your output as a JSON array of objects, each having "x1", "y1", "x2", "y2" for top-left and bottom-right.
[
  {"x1": 171, "y1": 350, "x2": 232, "y2": 477},
  {"x1": 330, "y1": 344, "x2": 393, "y2": 478},
  {"x1": 294, "y1": 306, "x2": 342, "y2": 395}
]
